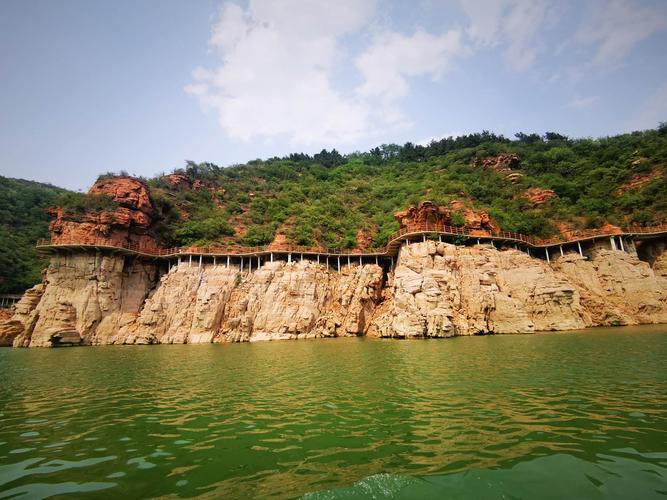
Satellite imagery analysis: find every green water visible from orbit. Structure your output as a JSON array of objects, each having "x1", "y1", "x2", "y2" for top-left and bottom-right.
[{"x1": 1, "y1": 326, "x2": 666, "y2": 499}]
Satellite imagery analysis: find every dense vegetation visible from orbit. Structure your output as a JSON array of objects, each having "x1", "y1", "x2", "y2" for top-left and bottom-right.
[
  {"x1": 2, "y1": 125, "x2": 666, "y2": 293},
  {"x1": 0, "y1": 177, "x2": 70, "y2": 293},
  {"x1": 145, "y1": 126, "x2": 667, "y2": 249}
]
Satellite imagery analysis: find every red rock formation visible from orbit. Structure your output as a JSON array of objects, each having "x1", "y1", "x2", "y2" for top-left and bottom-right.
[
  {"x1": 616, "y1": 167, "x2": 663, "y2": 195},
  {"x1": 89, "y1": 177, "x2": 154, "y2": 215},
  {"x1": 522, "y1": 187, "x2": 556, "y2": 206},
  {"x1": 556, "y1": 222, "x2": 576, "y2": 240},
  {"x1": 394, "y1": 201, "x2": 500, "y2": 236},
  {"x1": 355, "y1": 228, "x2": 373, "y2": 251},
  {"x1": 268, "y1": 233, "x2": 291, "y2": 251},
  {"x1": 394, "y1": 201, "x2": 452, "y2": 227},
  {"x1": 599, "y1": 222, "x2": 623, "y2": 235},
  {"x1": 163, "y1": 173, "x2": 192, "y2": 188},
  {"x1": 49, "y1": 176, "x2": 160, "y2": 251},
  {"x1": 553, "y1": 221, "x2": 624, "y2": 242},
  {"x1": 472, "y1": 154, "x2": 520, "y2": 173},
  {"x1": 449, "y1": 200, "x2": 501, "y2": 236},
  {"x1": 472, "y1": 154, "x2": 524, "y2": 183}
]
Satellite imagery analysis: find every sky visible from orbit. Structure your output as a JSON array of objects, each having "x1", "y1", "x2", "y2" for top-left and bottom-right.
[{"x1": 1, "y1": 0, "x2": 666, "y2": 191}]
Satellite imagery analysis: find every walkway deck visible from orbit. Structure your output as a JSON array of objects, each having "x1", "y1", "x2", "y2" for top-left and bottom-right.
[
  {"x1": 0, "y1": 294, "x2": 23, "y2": 308},
  {"x1": 35, "y1": 223, "x2": 667, "y2": 262}
]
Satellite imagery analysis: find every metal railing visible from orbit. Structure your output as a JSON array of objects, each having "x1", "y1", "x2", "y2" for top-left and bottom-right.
[{"x1": 35, "y1": 222, "x2": 667, "y2": 259}]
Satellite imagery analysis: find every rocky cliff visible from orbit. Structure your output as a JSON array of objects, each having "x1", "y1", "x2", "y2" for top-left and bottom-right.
[
  {"x1": 2, "y1": 239, "x2": 666, "y2": 347},
  {"x1": 48, "y1": 176, "x2": 160, "y2": 251},
  {"x1": 4, "y1": 253, "x2": 158, "y2": 347},
  {"x1": 2, "y1": 177, "x2": 666, "y2": 346},
  {"x1": 368, "y1": 241, "x2": 667, "y2": 338}
]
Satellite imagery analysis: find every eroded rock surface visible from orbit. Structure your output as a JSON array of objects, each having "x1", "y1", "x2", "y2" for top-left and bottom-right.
[
  {"x1": 368, "y1": 241, "x2": 587, "y2": 338},
  {"x1": 394, "y1": 201, "x2": 500, "y2": 236},
  {"x1": 9, "y1": 253, "x2": 157, "y2": 347},
  {"x1": 555, "y1": 246, "x2": 667, "y2": 326},
  {"x1": 48, "y1": 176, "x2": 159, "y2": 251},
  {"x1": 0, "y1": 285, "x2": 44, "y2": 346},
  {"x1": 2, "y1": 240, "x2": 666, "y2": 346},
  {"x1": 522, "y1": 187, "x2": 556, "y2": 207},
  {"x1": 118, "y1": 261, "x2": 383, "y2": 344}
]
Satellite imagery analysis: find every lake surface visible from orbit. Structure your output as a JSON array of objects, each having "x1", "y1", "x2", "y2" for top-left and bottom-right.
[{"x1": 1, "y1": 326, "x2": 666, "y2": 499}]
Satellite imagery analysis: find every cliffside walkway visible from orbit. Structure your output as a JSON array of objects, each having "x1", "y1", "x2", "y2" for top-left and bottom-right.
[
  {"x1": 36, "y1": 223, "x2": 667, "y2": 266},
  {"x1": 0, "y1": 294, "x2": 22, "y2": 309}
]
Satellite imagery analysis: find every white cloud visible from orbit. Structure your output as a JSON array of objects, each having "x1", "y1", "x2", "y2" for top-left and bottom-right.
[
  {"x1": 459, "y1": 0, "x2": 553, "y2": 71},
  {"x1": 575, "y1": 0, "x2": 667, "y2": 67},
  {"x1": 187, "y1": 0, "x2": 467, "y2": 147},
  {"x1": 355, "y1": 29, "x2": 463, "y2": 102},
  {"x1": 567, "y1": 95, "x2": 599, "y2": 109},
  {"x1": 186, "y1": 0, "x2": 378, "y2": 146}
]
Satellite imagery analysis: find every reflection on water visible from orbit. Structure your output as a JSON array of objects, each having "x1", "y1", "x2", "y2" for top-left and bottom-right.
[{"x1": 0, "y1": 325, "x2": 666, "y2": 499}]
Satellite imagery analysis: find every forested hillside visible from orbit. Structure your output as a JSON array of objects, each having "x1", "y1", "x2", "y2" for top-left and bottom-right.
[
  {"x1": 5, "y1": 125, "x2": 667, "y2": 293},
  {"x1": 0, "y1": 177, "x2": 70, "y2": 293},
  {"x1": 139, "y1": 126, "x2": 667, "y2": 249}
]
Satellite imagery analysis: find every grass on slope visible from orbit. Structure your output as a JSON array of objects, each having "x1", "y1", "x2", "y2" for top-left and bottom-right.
[{"x1": 143, "y1": 126, "x2": 667, "y2": 249}]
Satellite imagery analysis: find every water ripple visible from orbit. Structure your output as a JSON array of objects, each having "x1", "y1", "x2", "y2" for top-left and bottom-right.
[{"x1": 0, "y1": 325, "x2": 665, "y2": 498}]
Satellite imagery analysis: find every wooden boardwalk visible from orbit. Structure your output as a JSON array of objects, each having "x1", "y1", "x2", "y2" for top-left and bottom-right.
[
  {"x1": 35, "y1": 223, "x2": 667, "y2": 264},
  {"x1": 0, "y1": 294, "x2": 23, "y2": 308}
]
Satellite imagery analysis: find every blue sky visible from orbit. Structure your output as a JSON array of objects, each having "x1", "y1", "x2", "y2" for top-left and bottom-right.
[{"x1": 1, "y1": 0, "x2": 666, "y2": 191}]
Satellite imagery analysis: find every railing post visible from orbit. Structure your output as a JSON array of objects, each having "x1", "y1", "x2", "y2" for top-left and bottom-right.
[
  {"x1": 189, "y1": 255, "x2": 192, "y2": 267},
  {"x1": 227, "y1": 256, "x2": 230, "y2": 268}
]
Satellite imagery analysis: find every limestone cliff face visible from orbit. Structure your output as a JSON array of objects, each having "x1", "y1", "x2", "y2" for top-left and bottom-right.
[
  {"x1": 0, "y1": 285, "x2": 44, "y2": 346},
  {"x1": 2, "y1": 240, "x2": 666, "y2": 346},
  {"x1": 555, "y1": 246, "x2": 667, "y2": 326},
  {"x1": 368, "y1": 241, "x2": 667, "y2": 338},
  {"x1": 368, "y1": 241, "x2": 587, "y2": 338},
  {"x1": 8, "y1": 253, "x2": 158, "y2": 347},
  {"x1": 116, "y1": 261, "x2": 383, "y2": 344},
  {"x1": 3, "y1": 259, "x2": 383, "y2": 346},
  {"x1": 638, "y1": 240, "x2": 667, "y2": 281}
]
